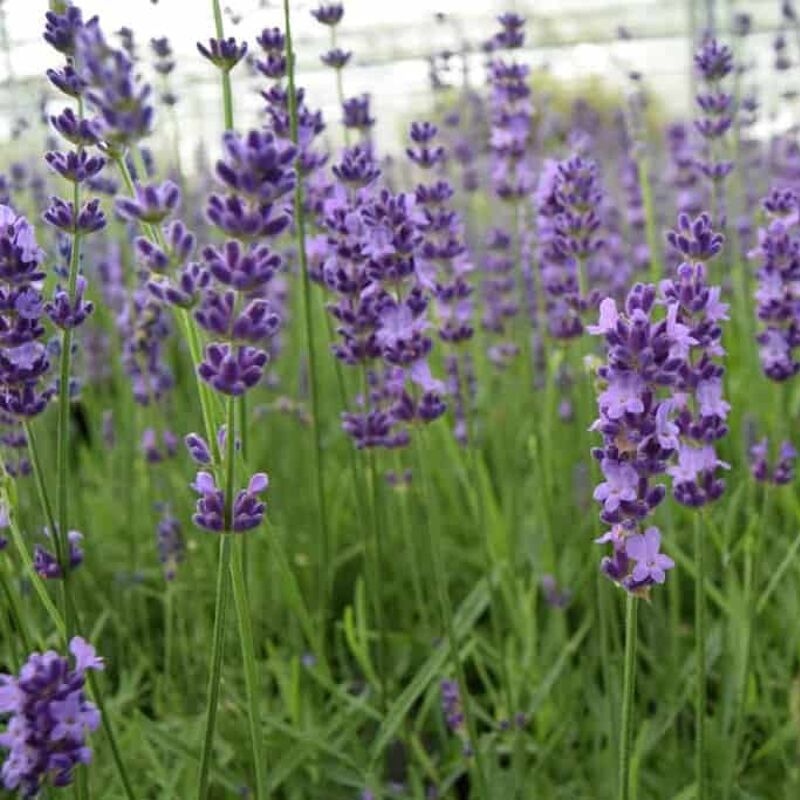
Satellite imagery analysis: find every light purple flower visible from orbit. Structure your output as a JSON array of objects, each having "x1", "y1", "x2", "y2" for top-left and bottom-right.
[{"x1": 625, "y1": 527, "x2": 675, "y2": 584}]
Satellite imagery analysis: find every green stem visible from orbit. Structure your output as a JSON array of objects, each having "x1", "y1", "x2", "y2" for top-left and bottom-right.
[
  {"x1": 366, "y1": 446, "x2": 388, "y2": 712},
  {"x1": 3, "y1": 471, "x2": 65, "y2": 638},
  {"x1": 23, "y1": 420, "x2": 72, "y2": 637},
  {"x1": 0, "y1": 559, "x2": 33, "y2": 654},
  {"x1": 695, "y1": 512, "x2": 707, "y2": 800},
  {"x1": 415, "y1": 429, "x2": 490, "y2": 798},
  {"x1": 212, "y1": 0, "x2": 234, "y2": 130},
  {"x1": 230, "y1": 539, "x2": 267, "y2": 800},
  {"x1": 284, "y1": 0, "x2": 331, "y2": 637},
  {"x1": 196, "y1": 535, "x2": 233, "y2": 800},
  {"x1": 618, "y1": 594, "x2": 638, "y2": 800},
  {"x1": 638, "y1": 153, "x2": 662, "y2": 285},
  {"x1": 86, "y1": 672, "x2": 138, "y2": 800}
]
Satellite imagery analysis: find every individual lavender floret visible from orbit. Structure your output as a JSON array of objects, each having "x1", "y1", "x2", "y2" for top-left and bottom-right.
[
  {"x1": 749, "y1": 188, "x2": 800, "y2": 381},
  {"x1": 0, "y1": 637, "x2": 103, "y2": 797},
  {"x1": 589, "y1": 284, "x2": 679, "y2": 593},
  {"x1": 662, "y1": 213, "x2": 730, "y2": 507}
]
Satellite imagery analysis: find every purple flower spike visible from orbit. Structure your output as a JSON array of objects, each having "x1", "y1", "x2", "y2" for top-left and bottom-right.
[{"x1": 0, "y1": 637, "x2": 103, "y2": 796}]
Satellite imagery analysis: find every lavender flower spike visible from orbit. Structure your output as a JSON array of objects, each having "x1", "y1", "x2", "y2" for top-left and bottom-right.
[{"x1": 0, "y1": 637, "x2": 104, "y2": 797}]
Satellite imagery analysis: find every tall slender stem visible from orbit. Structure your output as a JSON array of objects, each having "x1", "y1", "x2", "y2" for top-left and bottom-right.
[
  {"x1": 195, "y1": 535, "x2": 232, "y2": 800},
  {"x1": 366, "y1": 446, "x2": 388, "y2": 711},
  {"x1": 618, "y1": 594, "x2": 638, "y2": 800},
  {"x1": 284, "y1": 0, "x2": 331, "y2": 634},
  {"x1": 24, "y1": 420, "x2": 72, "y2": 637},
  {"x1": 638, "y1": 152, "x2": 662, "y2": 285},
  {"x1": 212, "y1": 0, "x2": 234, "y2": 131},
  {"x1": 415, "y1": 429, "x2": 490, "y2": 798},
  {"x1": 695, "y1": 512, "x2": 707, "y2": 800},
  {"x1": 230, "y1": 539, "x2": 267, "y2": 800}
]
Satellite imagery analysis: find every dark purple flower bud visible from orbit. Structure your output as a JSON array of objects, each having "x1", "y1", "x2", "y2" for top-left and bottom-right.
[
  {"x1": 197, "y1": 37, "x2": 248, "y2": 72},
  {"x1": 44, "y1": 197, "x2": 106, "y2": 234},
  {"x1": 666, "y1": 212, "x2": 724, "y2": 262},
  {"x1": 331, "y1": 144, "x2": 380, "y2": 187},
  {"x1": 44, "y1": 150, "x2": 106, "y2": 184},
  {"x1": 44, "y1": 5, "x2": 85, "y2": 56},
  {"x1": 185, "y1": 432, "x2": 212, "y2": 465},
  {"x1": 45, "y1": 276, "x2": 94, "y2": 329},
  {"x1": 46, "y1": 65, "x2": 86, "y2": 98},
  {"x1": 320, "y1": 48, "x2": 352, "y2": 69},
  {"x1": 115, "y1": 180, "x2": 181, "y2": 224},
  {"x1": 694, "y1": 38, "x2": 734, "y2": 81},
  {"x1": 342, "y1": 95, "x2": 375, "y2": 131},
  {"x1": 198, "y1": 343, "x2": 268, "y2": 396},
  {"x1": 50, "y1": 109, "x2": 102, "y2": 147},
  {"x1": 156, "y1": 506, "x2": 184, "y2": 580},
  {"x1": 33, "y1": 530, "x2": 84, "y2": 579},
  {"x1": 494, "y1": 12, "x2": 525, "y2": 49},
  {"x1": 201, "y1": 241, "x2": 281, "y2": 291},
  {"x1": 311, "y1": 3, "x2": 344, "y2": 26}
]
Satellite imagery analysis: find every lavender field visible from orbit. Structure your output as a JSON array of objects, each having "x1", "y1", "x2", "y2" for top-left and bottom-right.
[{"x1": 0, "y1": 0, "x2": 799, "y2": 798}]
